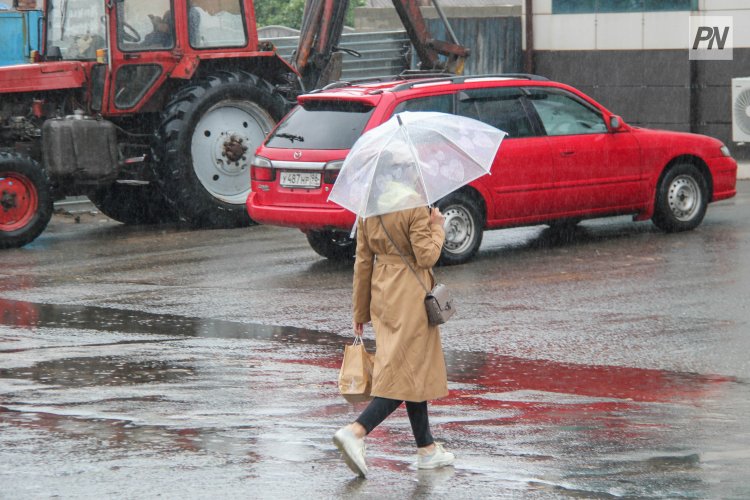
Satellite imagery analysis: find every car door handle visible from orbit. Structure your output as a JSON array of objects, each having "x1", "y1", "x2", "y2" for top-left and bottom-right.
[
  {"x1": 560, "y1": 150, "x2": 575, "y2": 157},
  {"x1": 124, "y1": 54, "x2": 141, "y2": 60}
]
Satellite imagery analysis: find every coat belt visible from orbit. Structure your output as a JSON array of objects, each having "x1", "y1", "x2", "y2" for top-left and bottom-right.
[{"x1": 376, "y1": 254, "x2": 416, "y2": 266}]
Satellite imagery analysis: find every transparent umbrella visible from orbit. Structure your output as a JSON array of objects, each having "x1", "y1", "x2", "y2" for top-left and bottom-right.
[{"x1": 328, "y1": 111, "x2": 506, "y2": 219}]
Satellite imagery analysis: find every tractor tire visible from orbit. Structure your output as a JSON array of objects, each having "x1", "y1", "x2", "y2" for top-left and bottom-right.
[
  {"x1": 652, "y1": 163, "x2": 708, "y2": 233},
  {"x1": 437, "y1": 191, "x2": 484, "y2": 266},
  {"x1": 306, "y1": 229, "x2": 356, "y2": 261},
  {"x1": 0, "y1": 152, "x2": 53, "y2": 249},
  {"x1": 156, "y1": 71, "x2": 288, "y2": 228},
  {"x1": 89, "y1": 182, "x2": 178, "y2": 225}
]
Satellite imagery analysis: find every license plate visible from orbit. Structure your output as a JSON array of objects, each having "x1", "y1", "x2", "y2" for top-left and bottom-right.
[{"x1": 280, "y1": 171, "x2": 321, "y2": 188}]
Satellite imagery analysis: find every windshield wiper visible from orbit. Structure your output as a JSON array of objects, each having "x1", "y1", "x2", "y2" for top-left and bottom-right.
[{"x1": 275, "y1": 133, "x2": 304, "y2": 143}]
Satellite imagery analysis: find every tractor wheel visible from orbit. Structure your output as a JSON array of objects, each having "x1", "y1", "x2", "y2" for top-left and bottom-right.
[
  {"x1": 0, "y1": 152, "x2": 53, "y2": 249},
  {"x1": 89, "y1": 182, "x2": 177, "y2": 225},
  {"x1": 156, "y1": 71, "x2": 288, "y2": 228}
]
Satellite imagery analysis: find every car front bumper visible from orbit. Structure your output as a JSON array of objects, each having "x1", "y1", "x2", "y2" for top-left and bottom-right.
[{"x1": 709, "y1": 156, "x2": 738, "y2": 202}]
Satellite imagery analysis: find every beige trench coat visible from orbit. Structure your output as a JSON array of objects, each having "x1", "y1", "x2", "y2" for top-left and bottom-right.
[{"x1": 352, "y1": 207, "x2": 449, "y2": 402}]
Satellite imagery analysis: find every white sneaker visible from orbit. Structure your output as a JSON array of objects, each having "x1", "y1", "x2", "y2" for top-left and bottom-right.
[
  {"x1": 417, "y1": 443, "x2": 455, "y2": 470},
  {"x1": 333, "y1": 427, "x2": 367, "y2": 477}
]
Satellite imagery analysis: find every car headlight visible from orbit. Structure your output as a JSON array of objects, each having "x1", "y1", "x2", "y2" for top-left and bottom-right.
[{"x1": 720, "y1": 144, "x2": 732, "y2": 157}]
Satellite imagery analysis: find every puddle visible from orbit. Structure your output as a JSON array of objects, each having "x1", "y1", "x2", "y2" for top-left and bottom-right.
[
  {"x1": 0, "y1": 357, "x2": 194, "y2": 387},
  {"x1": 0, "y1": 297, "x2": 736, "y2": 404},
  {"x1": 1, "y1": 299, "x2": 748, "y2": 498},
  {"x1": 0, "y1": 297, "x2": 340, "y2": 348}
]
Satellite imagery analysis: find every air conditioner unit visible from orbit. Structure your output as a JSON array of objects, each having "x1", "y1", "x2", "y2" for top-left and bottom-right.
[{"x1": 732, "y1": 77, "x2": 750, "y2": 142}]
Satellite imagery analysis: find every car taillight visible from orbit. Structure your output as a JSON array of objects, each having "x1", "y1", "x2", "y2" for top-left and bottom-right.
[
  {"x1": 253, "y1": 166, "x2": 275, "y2": 181},
  {"x1": 251, "y1": 156, "x2": 275, "y2": 181},
  {"x1": 323, "y1": 160, "x2": 344, "y2": 184}
]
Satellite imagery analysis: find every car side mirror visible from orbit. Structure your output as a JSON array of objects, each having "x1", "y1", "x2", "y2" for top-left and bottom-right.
[{"x1": 609, "y1": 115, "x2": 623, "y2": 132}]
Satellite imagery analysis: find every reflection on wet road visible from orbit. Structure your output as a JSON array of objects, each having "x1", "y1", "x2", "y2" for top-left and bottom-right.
[
  {"x1": 1, "y1": 185, "x2": 749, "y2": 498},
  {"x1": 1, "y1": 297, "x2": 748, "y2": 498}
]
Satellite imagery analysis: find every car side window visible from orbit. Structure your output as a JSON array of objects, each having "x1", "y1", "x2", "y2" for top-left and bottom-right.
[
  {"x1": 393, "y1": 94, "x2": 453, "y2": 114},
  {"x1": 456, "y1": 87, "x2": 534, "y2": 138},
  {"x1": 526, "y1": 88, "x2": 607, "y2": 136}
]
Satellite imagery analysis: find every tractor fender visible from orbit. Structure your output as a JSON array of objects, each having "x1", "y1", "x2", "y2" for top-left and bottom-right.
[{"x1": 170, "y1": 51, "x2": 299, "y2": 85}]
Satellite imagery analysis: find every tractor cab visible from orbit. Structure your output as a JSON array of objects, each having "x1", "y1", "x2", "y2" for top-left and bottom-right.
[
  {"x1": 45, "y1": 0, "x2": 249, "y2": 59},
  {"x1": 40, "y1": 0, "x2": 256, "y2": 115}
]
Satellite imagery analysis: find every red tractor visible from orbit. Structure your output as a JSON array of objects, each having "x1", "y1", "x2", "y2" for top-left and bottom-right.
[{"x1": 0, "y1": 0, "x2": 468, "y2": 248}]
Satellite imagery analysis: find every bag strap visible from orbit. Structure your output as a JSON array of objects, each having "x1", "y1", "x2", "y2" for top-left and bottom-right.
[
  {"x1": 360, "y1": 217, "x2": 375, "y2": 266},
  {"x1": 378, "y1": 216, "x2": 431, "y2": 294}
]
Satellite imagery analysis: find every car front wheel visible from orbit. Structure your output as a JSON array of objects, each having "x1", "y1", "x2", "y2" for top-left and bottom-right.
[
  {"x1": 437, "y1": 192, "x2": 484, "y2": 265},
  {"x1": 652, "y1": 163, "x2": 708, "y2": 232}
]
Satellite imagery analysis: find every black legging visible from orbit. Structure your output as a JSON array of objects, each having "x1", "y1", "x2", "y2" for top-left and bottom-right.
[{"x1": 355, "y1": 397, "x2": 434, "y2": 448}]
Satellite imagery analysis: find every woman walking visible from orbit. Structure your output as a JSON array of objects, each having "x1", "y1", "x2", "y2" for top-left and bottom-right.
[{"x1": 333, "y1": 203, "x2": 454, "y2": 477}]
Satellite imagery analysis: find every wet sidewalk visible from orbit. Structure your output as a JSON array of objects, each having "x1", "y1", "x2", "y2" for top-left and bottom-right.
[
  {"x1": 1, "y1": 297, "x2": 748, "y2": 498},
  {"x1": 2, "y1": 183, "x2": 749, "y2": 498}
]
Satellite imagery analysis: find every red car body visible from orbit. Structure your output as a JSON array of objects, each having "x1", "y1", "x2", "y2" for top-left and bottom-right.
[{"x1": 247, "y1": 75, "x2": 737, "y2": 264}]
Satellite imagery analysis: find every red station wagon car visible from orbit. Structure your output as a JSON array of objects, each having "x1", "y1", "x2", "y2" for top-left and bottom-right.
[{"x1": 247, "y1": 75, "x2": 737, "y2": 265}]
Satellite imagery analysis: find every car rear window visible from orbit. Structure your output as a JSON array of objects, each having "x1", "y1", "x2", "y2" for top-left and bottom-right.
[{"x1": 265, "y1": 100, "x2": 375, "y2": 150}]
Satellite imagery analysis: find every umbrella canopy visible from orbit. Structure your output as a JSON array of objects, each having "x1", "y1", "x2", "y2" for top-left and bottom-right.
[{"x1": 328, "y1": 111, "x2": 506, "y2": 219}]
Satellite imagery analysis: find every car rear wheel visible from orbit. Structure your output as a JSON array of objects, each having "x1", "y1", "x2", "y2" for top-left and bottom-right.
[
  {"x1": 652, "y1": 163, "x2": 708, "y2": 233},
  {"x1": 306, "y1": 229, "x2": 356, "y2": 261},
  {"x1": 0, "y1": 152, "x2": 53, "y2": 249},
  {"x1": 437, "y1": 192, "x2": 484, "y2": 266}
]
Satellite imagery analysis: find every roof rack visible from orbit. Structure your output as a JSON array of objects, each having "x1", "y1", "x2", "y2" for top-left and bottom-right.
[
  {"x1": 398, "y1": 70, "x2": 456, "y2": 80},
  {"x1": 390, "y1": 73, "x2": 549, "y2": 92},
  {"x1": 309, "y1": 72, "x2": 550, "y2": 94},
  {"x1": 311, "y1": 75, "x2": 407, "y2": 93}
]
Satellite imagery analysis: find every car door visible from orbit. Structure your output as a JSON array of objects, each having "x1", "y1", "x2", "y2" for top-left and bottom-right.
[
  {"x1": 525, "y1": 87, "x2": 643, "y2": 215},
  {"x1": 455, "y1": 86, "x2": 558, "y2": 223}
]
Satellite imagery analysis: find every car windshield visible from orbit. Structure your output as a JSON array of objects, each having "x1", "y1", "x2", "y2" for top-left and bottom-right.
[
  {"x1": 47, "y1": 0, "x2": 107, "y2": 60},
  {"x1": 265, "y1": 101, "x2": 375, "y2": 150}
]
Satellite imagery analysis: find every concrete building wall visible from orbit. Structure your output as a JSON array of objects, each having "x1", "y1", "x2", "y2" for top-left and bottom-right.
[{"x1": 528, "y1": 0, "x2": 750, "y2": 159}]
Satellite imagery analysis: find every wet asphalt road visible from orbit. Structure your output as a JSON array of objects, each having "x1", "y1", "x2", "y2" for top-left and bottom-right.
[{"x1": 1, "y1": 183, "x2": 749, "y2": 499}]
